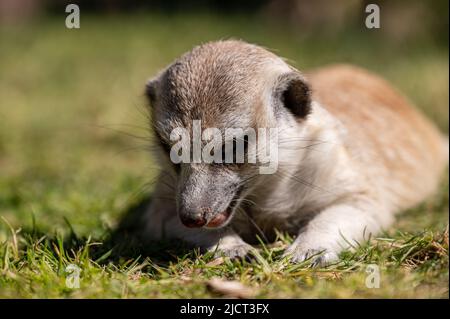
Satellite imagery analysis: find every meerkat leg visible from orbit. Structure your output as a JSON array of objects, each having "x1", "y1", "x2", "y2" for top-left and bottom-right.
[{"x1": 283, "y1": 198, "x2": 392, "y2": 266}]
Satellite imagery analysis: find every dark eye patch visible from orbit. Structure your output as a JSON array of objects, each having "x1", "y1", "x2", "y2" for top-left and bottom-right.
[
  {"x1": 153, "y1": 130, "x2": 181, "y2": 174},
  {"x1": 220, "y1": 136, "x2": 249, "y2": 166},
  {"x1": 153, "y1": 130, "x2": 171, "y2": 153}
]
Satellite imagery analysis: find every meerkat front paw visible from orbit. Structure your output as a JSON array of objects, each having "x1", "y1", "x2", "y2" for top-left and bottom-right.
[
  {"x1": 283, "y1": 244, "x2": 339, "y2": 267},
  {"x1": 209, "y1": 242, "x2": 255, "y2": 260}
]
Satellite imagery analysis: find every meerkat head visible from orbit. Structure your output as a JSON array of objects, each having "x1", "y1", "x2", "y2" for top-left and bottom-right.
[{"x1": 145, "y1": 40, "x2": 311, "y2": 229}]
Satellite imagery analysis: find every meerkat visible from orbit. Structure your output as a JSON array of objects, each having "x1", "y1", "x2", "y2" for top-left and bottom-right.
[{"x1": 140, "y1": 40, "x2": 448, "y2": 265}]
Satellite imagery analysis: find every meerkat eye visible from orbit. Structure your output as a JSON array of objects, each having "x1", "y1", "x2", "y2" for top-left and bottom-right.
[
  {"x1": 173, "y1": 162, "x2": 181, "y2": 174},
  {"x1": 221, "y1": 143, "x2": 227, "y2": 163},
  {"x1": 220, "y1": 137, "x2": 248, "y2": 165},
  {"x1": 158, "y1": 139, "x2": 172, "y2": 154},
  {"x1": 153, "y1": 130, "x2": 171, "y2": 154},
  {"x1": 153, "y1": 130, "x2": 181, "y2": 174}
]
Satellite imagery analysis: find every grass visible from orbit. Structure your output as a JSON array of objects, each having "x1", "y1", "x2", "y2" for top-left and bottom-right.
[{"x1": 0, "y1": 13, "x2": 448, "y2": 298}]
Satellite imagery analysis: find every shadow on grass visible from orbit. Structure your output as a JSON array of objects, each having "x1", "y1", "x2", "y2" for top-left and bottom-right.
[
  {"x1": 94, "y1": 196, "x2": 195, "y2": 264},
  {"x1": 19, "y1": 196, "x2": 195, "y2": 268}
]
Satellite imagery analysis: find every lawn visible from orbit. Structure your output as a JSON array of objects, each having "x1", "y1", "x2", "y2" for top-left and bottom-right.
[{"x1": 0, "y1": 13, "x2": 448, "y2": 298}]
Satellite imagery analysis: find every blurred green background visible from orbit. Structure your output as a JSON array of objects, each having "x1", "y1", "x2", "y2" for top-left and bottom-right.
[{"x1": 0, "y1": 0, "x2": 448, "y2": 298}]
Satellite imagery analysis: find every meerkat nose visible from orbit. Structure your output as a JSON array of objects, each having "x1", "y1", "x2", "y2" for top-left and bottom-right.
[{"x1": 179, "y1": 214, "x2": 207, "y2": 228}]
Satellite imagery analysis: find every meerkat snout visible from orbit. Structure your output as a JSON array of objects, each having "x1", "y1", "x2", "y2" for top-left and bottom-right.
[{"x1": 141, "y1": 40, "x2": 448, "y2": 264}]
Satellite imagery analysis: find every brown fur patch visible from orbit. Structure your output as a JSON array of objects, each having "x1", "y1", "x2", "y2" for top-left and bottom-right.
[{"x1": 307, "y1": 64, "x2": 447, "y2": 209}]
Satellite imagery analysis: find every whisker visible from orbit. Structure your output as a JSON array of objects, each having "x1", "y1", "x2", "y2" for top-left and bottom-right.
[
  {"x1": 94, "y1": 124, "x2": 153, "y2": 142},
  {"x1": 113, "y1": 144, "x2": 153, "y2": 156},
  {"x1": 275, "y1": 170, "x2": 336, "y2": 195},
  {"x1": 238, "y1": 173, "x2": 259, "y2": 187},
  {"x1": 235, "y1": 207, "x2": 268, "y2": 243}
]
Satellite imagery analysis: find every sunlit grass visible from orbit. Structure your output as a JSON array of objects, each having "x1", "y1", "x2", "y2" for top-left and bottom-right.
[{"x1": 0, "y1": 13, "x2": 448, "y2": 298}]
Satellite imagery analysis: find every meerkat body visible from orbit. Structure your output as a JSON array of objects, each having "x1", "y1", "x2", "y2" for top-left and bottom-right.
[{"x1": 142, "y1": 40, "x2": 448, "y2": 265}]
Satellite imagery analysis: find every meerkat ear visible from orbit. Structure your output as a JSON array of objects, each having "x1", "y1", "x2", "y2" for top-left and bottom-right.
[
  {"x1": 276, "y1": 72, "x2": 311, "y2": 119},
  {"x1": 145, "y1": 78, "x2": 158, "y2": 105}
]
